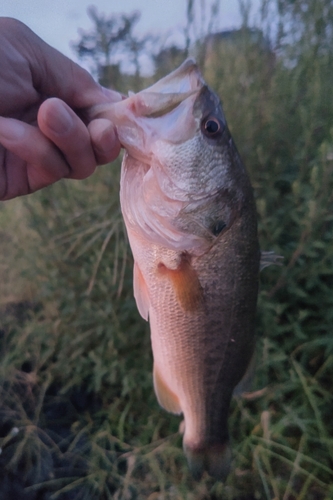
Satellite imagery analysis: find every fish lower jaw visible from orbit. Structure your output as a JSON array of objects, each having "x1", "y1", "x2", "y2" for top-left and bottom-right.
[{"x1": 183, "y1": 439, "x2": 232, "y2": 482}]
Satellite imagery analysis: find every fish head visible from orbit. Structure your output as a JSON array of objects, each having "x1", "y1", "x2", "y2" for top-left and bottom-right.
[{"x1": 91, "y1": 59, "x2": 244, "y2": 201}]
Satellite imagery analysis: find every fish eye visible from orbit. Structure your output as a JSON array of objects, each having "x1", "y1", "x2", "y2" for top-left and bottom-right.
[{"x1": 202, "y1": 117, "x2": 221, "y2": 137}]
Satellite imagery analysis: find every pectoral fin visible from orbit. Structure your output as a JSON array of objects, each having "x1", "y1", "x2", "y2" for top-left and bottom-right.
[
  {"x1": 133, "y1": 262, "x2": 150, "y2": 320},
  {"x1": 158, "y1": 256, "x2": 203, "y2": 312},
  {"x1": 260, "y1": 251, "x2": 284, "y2": 271},
  {"x1": 153, "y1": 364, "x2": 182, "y2": 415}
]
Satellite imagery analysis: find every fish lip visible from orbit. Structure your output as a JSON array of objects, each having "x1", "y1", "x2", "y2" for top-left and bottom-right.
[
  {"x1": 116, "y1": 89, "x2": 200, "y2": 125},
  {"x1": 143, "y1": 58, "x2": 205, "y2": 94},
  {"x1": 89, "y1": 58, "x2": 204, "y2": 123}
]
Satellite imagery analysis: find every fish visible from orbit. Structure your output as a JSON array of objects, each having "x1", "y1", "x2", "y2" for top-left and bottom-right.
[{"x1": 91, "y1": 59, "x2": 261, "y2": 481}]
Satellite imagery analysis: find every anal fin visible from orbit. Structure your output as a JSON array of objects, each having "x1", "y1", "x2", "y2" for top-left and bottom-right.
[{"x1": 153, "y1": 364, "x2": 182, "y2": 415}]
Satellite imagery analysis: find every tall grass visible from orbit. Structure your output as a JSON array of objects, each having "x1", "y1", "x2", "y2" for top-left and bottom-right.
[{"x1": 0, "y1": 0, "x2": 333, "y2": 498}]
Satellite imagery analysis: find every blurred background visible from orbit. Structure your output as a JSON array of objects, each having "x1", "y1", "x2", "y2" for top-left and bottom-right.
[
  {"x1": 0, "y1": 0, "x2": 260, "y2": 67},
  {"x1": 0, "y1": 0, "x2": 333, "y2": 499}
]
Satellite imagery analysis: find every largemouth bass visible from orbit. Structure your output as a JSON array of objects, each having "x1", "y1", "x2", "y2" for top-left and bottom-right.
[{"x1": 92, "y1": 59, "x2": 260, "y2": 480}]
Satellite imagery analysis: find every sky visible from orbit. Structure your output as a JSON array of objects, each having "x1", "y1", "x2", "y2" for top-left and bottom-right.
[{"x1": 0, "y1": 1, "x2": 260, "y2": 71}]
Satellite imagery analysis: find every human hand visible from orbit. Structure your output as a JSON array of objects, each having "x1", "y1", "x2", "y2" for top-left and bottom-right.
[{"x1": 0, "y1": 18, "x2": 122, "y2": 200}]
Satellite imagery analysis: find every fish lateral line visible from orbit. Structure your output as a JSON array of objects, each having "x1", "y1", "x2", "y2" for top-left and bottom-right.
[{"x1": 157, "y1": 254, "x2": 204, "y2": 312}]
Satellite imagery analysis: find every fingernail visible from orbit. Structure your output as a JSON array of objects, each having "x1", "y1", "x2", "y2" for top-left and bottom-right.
[
  {"x1": 95, "y1": 124, "x2": 119, "y2": 155},
  {"x1": 0, "y1": 118, "x2": 26, "y2": 141},
  {"x1": 47, "y1": 104, "x2": 74, "y2": 135}
]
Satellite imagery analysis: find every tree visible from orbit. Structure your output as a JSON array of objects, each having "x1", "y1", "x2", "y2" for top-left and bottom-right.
[{"x1": 72, "y1": 6, "x2": 152, "y2": 89}]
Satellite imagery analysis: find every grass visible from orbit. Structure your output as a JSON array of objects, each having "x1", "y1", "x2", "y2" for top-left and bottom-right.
[{"x1": 1, "y1": 1, "x2": 333, "y2": 498}]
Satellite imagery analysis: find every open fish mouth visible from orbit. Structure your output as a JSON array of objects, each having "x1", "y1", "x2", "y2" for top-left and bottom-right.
[
  {"x1": 89, "y1": 59, "x2": 205, "y2": 159},
  {"x1": 136, "y1": 58, "x2": 204, "y2": 117},
  {"x1": 127, "y1": 58, "x2": 204, "y2": 118},
  {"x1": 91, "y1": 58, "x2": 204, "y2": 118}
]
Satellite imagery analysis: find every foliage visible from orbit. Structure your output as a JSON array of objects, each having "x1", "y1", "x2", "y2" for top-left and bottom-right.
[
  {"x1": 1, "y1": 0, "x2": 333, "y2": 498},
  {"x1": 184, "y1": 0, "x2": 221, "y2": 59},
  {"x1": 72, "y1": 7, "x2": 154, "y2": 88}
]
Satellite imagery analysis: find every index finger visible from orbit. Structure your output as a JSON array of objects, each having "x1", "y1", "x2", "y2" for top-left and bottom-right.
[{"x1": 4, "y1": 18, "x2": 122, "y2": 112}]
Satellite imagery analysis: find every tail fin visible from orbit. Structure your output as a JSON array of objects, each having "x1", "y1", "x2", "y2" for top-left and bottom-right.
[{"x1": 183, "y1": 442, "x2": 232, "y2": 481}]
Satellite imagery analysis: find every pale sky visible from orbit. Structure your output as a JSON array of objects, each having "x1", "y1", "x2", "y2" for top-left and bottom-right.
[{"x1": 0, "y1": 1, "x2": 260, "y2": 70}]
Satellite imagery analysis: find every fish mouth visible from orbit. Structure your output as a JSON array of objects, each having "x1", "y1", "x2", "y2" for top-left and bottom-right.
[
  {"x1": 138, "y1": 58, "x2": 204, "y2": 118},
  {"x1": 89, "y1": 59, "x2": 204, "y2": 156},
  {"x1": 135, "y1": 90, "x2": 197, "y2": 119}
]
